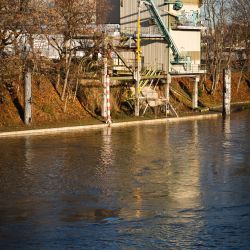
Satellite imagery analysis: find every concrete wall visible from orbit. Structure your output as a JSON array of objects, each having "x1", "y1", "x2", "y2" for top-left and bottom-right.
[{"x1": 170, "y1": 30, "x2": 201, "y2": 64}]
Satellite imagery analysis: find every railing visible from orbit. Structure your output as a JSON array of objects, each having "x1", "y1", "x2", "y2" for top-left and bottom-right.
[
  {"x1": 142, "y1": 62, "x2": 165, "y2": 72},
  {"x1": 113, "y1": 60, "x2": 207, "y2": 75},
  {"x1": 121, "y1": 26, "x2": 161, "y2": 36},
  {"x1": 176, "y1": 10, "x2": 201, "y2": 27},
  {"x1": 170, "y1": 64, "x2": 206, "y2": 74}
]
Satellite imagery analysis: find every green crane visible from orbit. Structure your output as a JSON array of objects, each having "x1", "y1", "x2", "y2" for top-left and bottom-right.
[{"x1": 141, "y1": 0, "x2": 184, "y2": 63}]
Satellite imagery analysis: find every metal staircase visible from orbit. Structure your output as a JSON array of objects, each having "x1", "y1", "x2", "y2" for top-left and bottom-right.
[
  {"x1": 142, "y1": 0, "x2": 183, "y2": 63},
  {"x1": 134, "y1": 67, "x2": 179, "y2": 117}
]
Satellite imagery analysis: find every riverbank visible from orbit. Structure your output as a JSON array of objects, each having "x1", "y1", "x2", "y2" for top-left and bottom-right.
[
  {"x1": 0, "y1": 112, "x2": 224, "y2": 138},
  {"x1": 1, "y1": 72, "x2": 250, "y2": 135},
  {"x1": 1, "y1": 100, "x2": 250, "y2": 137}
]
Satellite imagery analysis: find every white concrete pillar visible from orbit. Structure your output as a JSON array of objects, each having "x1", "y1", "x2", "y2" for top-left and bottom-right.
[
  {"x1": 135, "y1": 1, "x2": 141, "y2": 117},
  {"x1": 106, "y1": 75, "x2": 112, "y2": 124},
  {"x1": 135, "y1": 69, "x2": 140, "y2": 117},
  {"x1": 102, "y1": 57, "x2": 108, "y2": 118},
  {"x1": 24, "y1": 70, "x2": 32, "y2": 125},
  {"x1": 192, "y1": 76, "x2": 199, "y2": 110},
  {"x1": 165, "y1": 74, "x2": 171, "y2": 116},
  {"x1": 223, "y1": 68, "x2": 231, "y2": 116}
]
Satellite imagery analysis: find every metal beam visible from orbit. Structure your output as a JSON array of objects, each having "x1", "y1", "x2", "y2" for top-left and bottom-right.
[{"x1": 110, "y1": 74, "x2": 167, "y2": 81}]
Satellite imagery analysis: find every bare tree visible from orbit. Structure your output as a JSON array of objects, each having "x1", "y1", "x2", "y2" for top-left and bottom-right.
[
  {"x1": 0, "y1": 0, "x2": 47, "y2": 87},
  {"x1": 42, "y1": 0, "x2": 110, "y2": 103},
  {"x1": 231, "y1": 0, "x2": 250, "y2": 71},
  {"x1": 202, "y1": 0, "x2": 236, "y2": 94},
  {"x1": 0, "y1": 0, "x2": 112, "y2": 114}
]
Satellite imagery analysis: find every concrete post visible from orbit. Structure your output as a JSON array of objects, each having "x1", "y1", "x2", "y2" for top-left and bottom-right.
[
  {"x1": 135, "y1": 0, "x2": 141, "y2": 117},
  {"x1": 24, "y1": 69, "x2": 32, "y2": 125},
  {"x1": 165, "y1": 74, "x2": 171, "y2": 116},
  {"x1": 192, "y1": 76, "x2": 199, "y2": 110},
  {"x1": 135, "y1": 69, "x2": 140, "y2": 117},
  {"x1": 223, "y1": 67, "x2": 231, "y2": 116},
  {"x1": 106, "y1": 75, "x2": 112, "y2": 124},
  {"x1": 102, "y1": 57, "x2": 108, "y2": 118}
]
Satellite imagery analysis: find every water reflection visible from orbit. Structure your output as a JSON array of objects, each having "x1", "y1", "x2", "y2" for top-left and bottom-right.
[
  {"x1": 100, "y1": 127, "x2": 113, "y2": 167},
  {"x1": 162, "y1": 121, "x2": 201, "y2": 206},
  {"x1": 222, "y1": 116, "x2": 232, "y2": 165},
  {"x1": 0, "y1": 111, "x2": 250, "y2": 249}
]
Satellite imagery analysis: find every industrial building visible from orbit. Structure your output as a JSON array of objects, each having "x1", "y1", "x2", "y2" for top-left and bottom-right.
[
  {"x1": 106, "y1": 0, "x2": 205, "y2": 116},
  {"x1": 109, "y1": 0, "x2": 204, "y2": 72},
  {"x1": 17, "y1": 0, "x2": 206, "y2": 120}
]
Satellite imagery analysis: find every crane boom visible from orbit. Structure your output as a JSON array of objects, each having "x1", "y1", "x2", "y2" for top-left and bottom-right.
[{"x1": 142, "y1": 0, "x2": 182, "y2": 62}]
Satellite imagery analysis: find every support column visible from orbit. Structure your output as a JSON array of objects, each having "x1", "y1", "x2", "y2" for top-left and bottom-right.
[
  {"x1": 102, "y1": 57, "x2": 108, "y2": 118},
  {"x1": 223, "y1": 67, "x2": 231, "y2": 116},
  {"x1": 165, "y1": 74, "x2": 171, "y2": 116},
  {"x1": 192, "y1": 76, "x2": 199, "y2": 110},
  {"x1": 106, "y1": 75, "x2": 112, "y2": 124},
  {"x1": 135, "y1": 0, "x2": 142, "y2": 117},
  {"x1": 24, "y1": 69, "x2": 32, "y2": 125},
  {"x1": 135, "y1": 69, "x2": 140, "y2": 117}
]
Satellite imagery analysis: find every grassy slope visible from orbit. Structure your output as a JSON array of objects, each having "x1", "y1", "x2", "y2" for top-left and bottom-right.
[
  {"x1": 171, "y1": 72, "x2": 250, "y2": 111},
  {"x1": 0, "y1": 72, "x2": 250, "y2": 130},
  {"x1": 0, "y1": 77, "x2": 91, "y2": 130}
]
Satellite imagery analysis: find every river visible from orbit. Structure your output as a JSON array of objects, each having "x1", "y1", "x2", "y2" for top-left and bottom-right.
[{"x1": 0, "y1": 111, "x2": 250, "y2": 249}]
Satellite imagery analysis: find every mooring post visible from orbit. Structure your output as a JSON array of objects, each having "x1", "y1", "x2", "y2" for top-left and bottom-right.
[
  {"x1": 192, "y1": 76, "x2": 199, "y2": 110},
  {"x1": 24, "y1": 68, "x2": 32, "y2": 125},
  {"x1": 165, "y1": 74, "x2": 171, "y2": 116},
  {"x1": 102, "y1": 57, "x2": 108, "y2": 118},
  {"x1": 223, "y1": 67, "x2": 231, "y2": 116}
]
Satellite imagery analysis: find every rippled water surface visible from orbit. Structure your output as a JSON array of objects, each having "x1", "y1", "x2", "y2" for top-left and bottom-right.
[{"x1": 1, "y1": 111, "x2": 250, "y2": 249}]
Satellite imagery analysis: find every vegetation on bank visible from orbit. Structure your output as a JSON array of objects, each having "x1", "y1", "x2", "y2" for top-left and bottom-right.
[{"x1": 0, "y1": 71, "x2": 250, "y2": 130}]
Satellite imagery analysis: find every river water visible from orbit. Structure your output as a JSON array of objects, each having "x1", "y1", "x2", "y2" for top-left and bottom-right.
[{"x1": 0, "y1": 111, "x2": 250, "y2": 249}]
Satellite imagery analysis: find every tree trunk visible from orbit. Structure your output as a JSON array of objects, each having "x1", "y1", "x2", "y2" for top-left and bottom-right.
[
  {"x1": 56, "y1": 69, "x2": 60, "y2": 91},
  {"x1": 237, "y1": 62, "x2": 246, "y2": 93},
  {"x1": 73, "y1": 78, "x2": 79, "y2": 102},
  {"x1": 61, "y1": 53, "x2": 72, "y2": 101}
]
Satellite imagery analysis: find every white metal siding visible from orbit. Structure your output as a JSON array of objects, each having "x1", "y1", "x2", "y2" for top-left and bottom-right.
[
  {"x1": 119, "y1": 0, "x2": 201, "y2": 72},
  {"x1": 120, "y1": 0, "x2": 170, "y2": 72}
]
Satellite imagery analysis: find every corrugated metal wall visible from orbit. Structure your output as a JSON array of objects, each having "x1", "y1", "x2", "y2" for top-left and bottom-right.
[
  {"x1": 141, "y1": 40, "x2": 169, "y2": 71},
  {"x1": 120, "y1": 0, "x2": 170, "y2": 72},
  {"x1": 119, "y1": 0, "x2": 202, "y2": 72},
  {"x1": 120, "y1": 0, "x2": 169, "y2": 33},
  {"x1": 120, "y1": 0, "x2": 137, "y2": 33}
]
